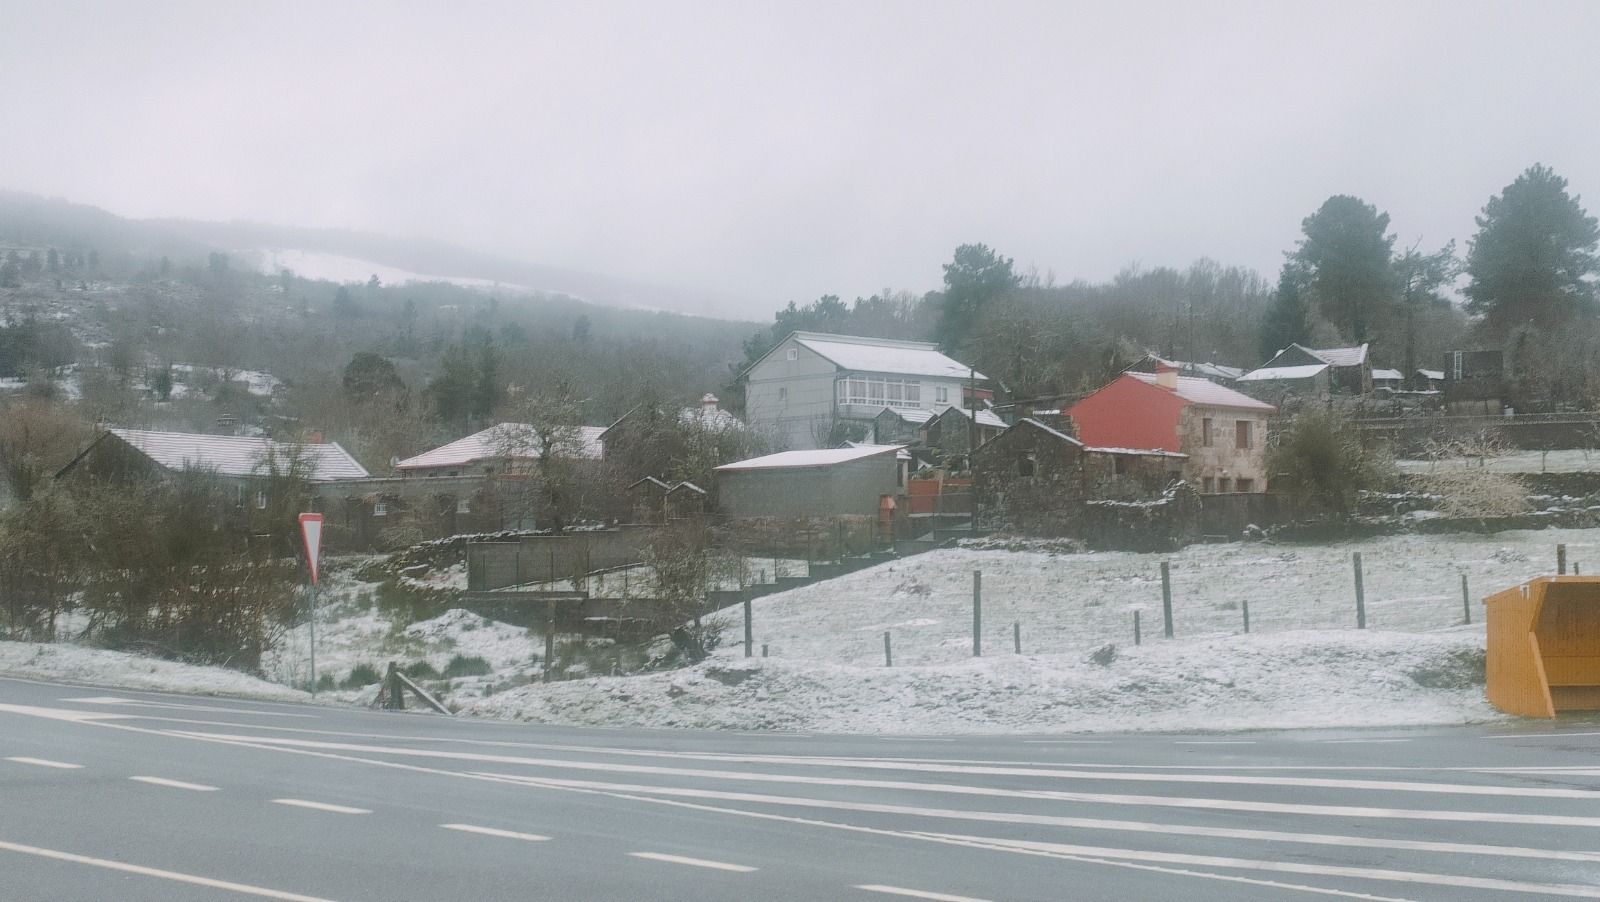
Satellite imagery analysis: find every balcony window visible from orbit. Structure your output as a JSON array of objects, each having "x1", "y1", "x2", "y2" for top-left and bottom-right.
[{"x1": 839, "y1": 376, "x2": 922, "y2": 409}]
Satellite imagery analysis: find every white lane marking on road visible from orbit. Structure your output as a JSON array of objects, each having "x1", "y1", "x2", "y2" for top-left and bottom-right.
[
  {"x1": 270, "y1": 799, "x2": 370, "y2": 814},
  {"x1": 1023, "y1": 739, "x2": 1110, "y2": 744},
  {"x1": 0, "y1": 702, "x2": 127, "y2": 722},
  {"x1": 856, "y1": 885, "x2": 992, "y2": 901},
  {"x1": 46, "y1": 716, "x2": 1435, "y2": 902},
  {"x1": 477, "y1": 773, "x2": 1600, "y2": 866},
  {"x1": 628, "y1": 852, "x2": 756, "y2": 872},
  {"x1": 930, "y1": 832, "x2": 1600, "y2": 899},
  {"x1": 64, "y1": 697, "x2": 314, "y2": 718},
  {"x1": 1174, "y1": 740, "x2": 1257, "y2": 745},
  {"x1": 1487, "y1": 730, "x2": 1600, "y2": 740},
  {"x1": 881, "y1": 738, "x2": 955, "y2": 742},
  {"x1": 0, "y1": 838, "x2": 341, "y2": 902},
  {"x1": 176, "y1": 731, "x2": 1600, "y2": 814},
  {"x1": 1320, "y1": 739, "x2": 1412, "y2": 744},
  {"x1": 439, "y1": 823, "x2": 549, "y2": 842},
  {"x1": 4, "y1": 756, "x2": 82, "y2": 769},
  {"x1": 129, "y1": 776, "x2": 218, "y2": 791}
]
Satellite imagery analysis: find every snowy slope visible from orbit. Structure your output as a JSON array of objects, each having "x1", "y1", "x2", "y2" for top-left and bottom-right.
[
  {"x1": 252, "y1": 248, "x2": 537, "y2": 293},
  {"x1": 0, "y1": 641, "x2": 311, "y2": 702}
]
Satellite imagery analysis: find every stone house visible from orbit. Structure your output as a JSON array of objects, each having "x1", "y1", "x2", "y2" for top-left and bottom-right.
[
  {"x1": 1237, "y1": 343, "x2": 1370, "y2": 397},
  {"x1": 972, "y1": 418, "x2": 1184, "y2": 535},
  {"x1": 1066, "y1": 365, "x2": 1275, "y2": 494}
]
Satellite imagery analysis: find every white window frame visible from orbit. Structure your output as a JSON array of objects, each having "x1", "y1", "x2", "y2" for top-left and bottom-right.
[
  {"x1": 456, "y1": 498, "x2": 470, "y2": 514},
  {"x1": 255, "y1": 490, "x2": 268, "y2": 510},
  {"x1": 373, "y1": 501, "x2": 388, "y2": 517},
  {"x1": 839, "y1": 375, "x2": 922, "y2": 409},
  {"x1": 785, "y1": 347, "x2": 798, "y2": 361},
  {"x1": 936, "y1": 386, "x2": 949, "y2": 404}
]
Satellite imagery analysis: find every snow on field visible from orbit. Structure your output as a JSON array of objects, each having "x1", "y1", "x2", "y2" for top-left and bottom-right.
[
  {"x1": 252, "y1": 248, "x2": 534, "y2": 294},
  {"x1": 1398, "y1": 449, "x2": 1600, "y2": 475},
  {"x1": 0, "y1": 641, "x2": 310, "y2": 702},
  {"x1": 696, "y1": 529, "x2": 1592, "y2": 669},
  {"x1": 468, "y1": 629, "x2": 1493, "y2": 734}
]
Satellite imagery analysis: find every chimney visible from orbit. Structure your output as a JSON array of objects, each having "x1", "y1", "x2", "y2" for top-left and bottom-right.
[
  {"x1": 1155, "y1": 362, "x2": 1179, "y2": 390},
  {"x1": 305, "y1": 430, "x2": 326, "y2": 445},
  {"x1": 702, "y1": 393, "x2": 719, "y2": 410}
]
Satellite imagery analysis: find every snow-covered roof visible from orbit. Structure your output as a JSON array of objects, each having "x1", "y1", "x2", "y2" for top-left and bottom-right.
[
  {"x1": 1132, "y1": 355, "x2": 1245, "y2": 381},
  {"x1": 668, "y1": 480, "x2": 706, "y2": 495},
  {"x1": 1371, "y1": 368, "x2": 1405, "y2": 381},
  {"x1": 1311, "y1": 344, "x2": 1369, "y2": 367},
  {"x1": 879, "y1": 407, "x2": 936, "y2": 424},
  {"x1": 1236, "y1": 363, "x2": 1329, "y2": 383},
  {"x1": 396, "y1": 423, "x2": 605, "y2": 470},
  {"x1": 936, "y1": 405, "x2": 1008, "y2": 429},
  {"x1": 105, "y1": 428, "x2": 369, "y2": 481},
  {"x1": 789, "y1": 332, "x2": 986, "y2": 380},
  {"x1": 1418, "y1": 369, "x2": 1444, "y2": 381},
  {"x1": 716, "y1": 445, "x2": 904, "y2": 472},
  {"x1": 845, "y1": 441, "x2": 914, "y2": 461},
  {"x1": 1127, "y1": 372, "x2": 1277, "y2": 411},
  {"x1": 627, "y1": 476, "x2": 670, "y2": 491}
]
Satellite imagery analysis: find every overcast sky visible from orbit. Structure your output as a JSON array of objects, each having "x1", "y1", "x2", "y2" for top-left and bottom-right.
[{"x1": 3, "y1": 1, "x2": 1599, "y2": 317}]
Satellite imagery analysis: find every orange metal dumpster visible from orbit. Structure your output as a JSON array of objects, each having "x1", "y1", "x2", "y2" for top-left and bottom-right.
[{"x1": 1485, "y1": 576, "x2": 1600, "y2": 718}]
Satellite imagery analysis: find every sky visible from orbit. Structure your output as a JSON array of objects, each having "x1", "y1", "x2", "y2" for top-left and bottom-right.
[{"x1": 3, "y1": 1, "x2": 1600, "y2": 318}]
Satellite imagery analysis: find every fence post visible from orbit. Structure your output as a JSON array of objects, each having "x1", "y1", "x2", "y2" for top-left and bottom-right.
[
  {"x1": 972, "y1": 570, "x2": 982, "y2": 657},
  {"x1": 762, "y1": 643, "x2": 769, "y2": 658},
  {"x1": 743, "y1": 596, "x2": 753, "y2": 658},
  {"x1": 1013, "y1": 620, "x2": 1021, "y2": 654},
  {"x1": 1134, "y1": 610, "x2": 1141, "y2": 646},
  {"x1": 385, "y1": 661, "x2": 403, "y2": 710},
  {"x1": 1160, "y1": 561, "x2": 1174, "y2": 639},
  {"x1": 1557, "y1": 544, "x2": 1567, "y2": 575},
  {"x1": 883, "y1": 630, "x2": 892, "y2": 667},
  {"x1": 1353, "y1": 552, "x2": 1366, "y2": 629},
  {"x1": 1242, "y1": 600, "x2": 1250, "y2": 634},
  {"x1": 1461, "y1": 572, "x2": 1471, "y2": 625},
  {"x1": 543, "y1": 598, "x2": 556, "y2": 682}
]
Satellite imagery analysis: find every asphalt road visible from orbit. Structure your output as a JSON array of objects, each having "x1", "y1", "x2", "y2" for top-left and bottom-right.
[{"x1": 2, "y1": 675, "x2": 1598, "y2": 901}]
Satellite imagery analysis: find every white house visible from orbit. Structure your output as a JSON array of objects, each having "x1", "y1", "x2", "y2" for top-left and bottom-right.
[{"x1": 739, "y1": 331, "x2": 987, "y2": 450}]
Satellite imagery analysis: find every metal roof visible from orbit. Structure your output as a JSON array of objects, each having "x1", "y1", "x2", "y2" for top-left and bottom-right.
[
  {"x1": 106, "y1": 428, "x2": 369, "y2": 481},
  {"x1": 1310, "y1": 344, "x2": 1369, "y2": 367},
  {"x1": 1371, "y1": 368, "x2": 1405, "y2": 381},
  {"x1": 936, "y1": 405, "x2": 1008, "y2": 429},
  {"x1": 716, "y1": 444, "x2": 904, "y2": 472},
  {"x1": 1126, "y1": 372, "x2": 1277, "y2": 411},
  {"x1": 396, "y1": 423, "x2": 605, "y2": 470},
  {"x1": 789, "y1": 332, "x2": 986, "y2": 380}
]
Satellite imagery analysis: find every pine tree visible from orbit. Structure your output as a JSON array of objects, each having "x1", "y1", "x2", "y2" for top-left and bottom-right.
[{"x1": 1464, "y1": 164, "x2": 1600, "y2": 335}]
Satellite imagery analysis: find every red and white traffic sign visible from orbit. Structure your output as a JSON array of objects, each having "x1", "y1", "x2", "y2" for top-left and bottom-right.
[{"x1": 298, "y1": 513, "x2": 324, "y2": 586}]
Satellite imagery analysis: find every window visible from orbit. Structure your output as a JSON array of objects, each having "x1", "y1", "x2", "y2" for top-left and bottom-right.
[
  {"x1": 456, "y1": 498, "x2": 471, "y2": 514},
  {"x1": 1219, "y1": 477, "x2": 1233, "y2": 493},
  {"x1": 373, "y1": 501, "x2": 388, "y2": 517},
  {"x1": 255, "y1": 490, "x2": 268, "y2": 510},
  {"x1": 1236, "y1": 478, "x2": 1255, "y2": 493},
  {"x1": 1113, "y1": 456, "x2": 1129, "y2": 476},
  {"x1": 936, "y1": 386, "x2": 949, "y2": 403},
  {"x1": 1236, "y1": 420, "x2": 1253, "y2": 450},
  {"x1": 839, "y1": 375, "x2": 923, "y2": 409},
  {"x1": 1202, "y1": 418, "x2": 1214, "y2": 447},
  {"x1": 1202, "y1": 476, "x2": 1215, "y2": 493},
  {"x1": 778, "y1": 387, "x2": 787, "y2": 402},
  {"x1": 786, "y1": 347, "x2": 798, "y2": 361},
  {"x1": 1017, "y1": 452, "x2": 1036, "y2": 477}
]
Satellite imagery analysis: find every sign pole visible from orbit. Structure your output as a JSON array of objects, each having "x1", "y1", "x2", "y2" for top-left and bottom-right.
[{"x1": 308, "y1": 580, "x2": 318, "y2": 696}]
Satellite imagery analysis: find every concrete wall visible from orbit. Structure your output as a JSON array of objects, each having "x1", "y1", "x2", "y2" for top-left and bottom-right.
[
  {"x1": 466, "y1": 527, "x2": 658, "y2": 591},
  {"x1": 745, "y1": 336, "x2": 839, "y2": 450},
  {"x1": 1178, "y1": 406, "x2": 1270, "y2": 492},
  {"x1": 718, "y1": 455, "x2": 902, "y2": 518}
]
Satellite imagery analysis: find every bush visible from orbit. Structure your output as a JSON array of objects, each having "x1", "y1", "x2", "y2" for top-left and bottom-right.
[
  {"x1": 403, "y1": 660, "x2": 440, "y2": 679},
  {"x1": 1427, "y1": 469, "x2": 1530, "y2": 519},
  {"x1": 443, "y1": 654, "x2": 491, "y2": 677},
  {"x1": 315, "y1": 672, "x2": 336, "y2": 691},
  {"x1": 1267, "y1": 410, "x2": 1394, "y2": 513},
  {"x1": 341, "y1": 662, "x2": 381, "y2": 689}
]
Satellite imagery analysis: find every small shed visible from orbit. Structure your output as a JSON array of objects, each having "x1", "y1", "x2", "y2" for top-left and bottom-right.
[
  {"x1": 714, "y1": 445, "x2": 906, "y2": 519},
  {"x1": 626, "y1": 476, "x2": 671, "y2": 523},
  {"x1": 665, "y1": 480, "x2": 708, "y2": 520}
]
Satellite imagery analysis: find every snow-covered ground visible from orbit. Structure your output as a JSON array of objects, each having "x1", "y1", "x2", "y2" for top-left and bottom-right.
[
  {"x1": 251, "y1": 248, "x2": 535, "y2": 294},
  {"x1": 469, "y1": 629, "x2": 1492, "y2": 734},
  {"x1": 0, "y1": 641, "x2": 310, "y2": 702},
  {"x1": 1398, "y1": 449, "x2": 1600, "y2": 475}
]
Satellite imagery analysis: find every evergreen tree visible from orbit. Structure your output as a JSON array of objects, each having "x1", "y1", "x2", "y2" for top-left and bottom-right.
[
  {"x1": 934, "y1": 244, "x2": 1018, "y2": 352},
  {"x1": 1464, "y1": 164, "x2": 1600, "y2": 335},
  {"x1": 1258, "y1": 261, "x2": 1311, "y2": 359},
  {"x1": 332, "y1": 286, "x2": 358, "y2": 319},
  {"x1": 1289, "y1": 196, "x2": 1395, "y2": 344},
  {"x1": 1393, "y1": 242, "x2": 1458, "y2": 379}
]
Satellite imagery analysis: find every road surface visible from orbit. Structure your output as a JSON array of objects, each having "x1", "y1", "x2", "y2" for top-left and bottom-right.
[{"x1": 1, "y1": 675, "x2": 1598, "y2": 900}]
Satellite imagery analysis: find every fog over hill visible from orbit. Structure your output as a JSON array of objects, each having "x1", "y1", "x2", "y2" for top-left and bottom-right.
[{"x1": 0, "y1": 191, "x2": 742, "y2": 316}]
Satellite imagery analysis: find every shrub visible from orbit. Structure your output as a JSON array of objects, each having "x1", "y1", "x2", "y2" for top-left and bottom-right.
[
  {"x1": 403, "y1": 660, "x2": 440, "y2": 679},
  {"x1": 315, "y1": 672, "x2": 335, "y2": 692},
  {"x1": 1267, "y1": 409, "x2": 1394, "y2": 513},
  {"x1": 341, "y1": 662, "x2": 381, "y2": 689},
  {"x1": 1427, "y1": 469, "x2": 1530, "y2": 519},
  {"x1": 443, "y1": 654, "x2": 491, "y2": 677}
]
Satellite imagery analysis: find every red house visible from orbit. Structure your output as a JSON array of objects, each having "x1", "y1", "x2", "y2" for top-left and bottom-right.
[{"x1": 1066, "y1": 365, "x2": 1276, "y2": 493}]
